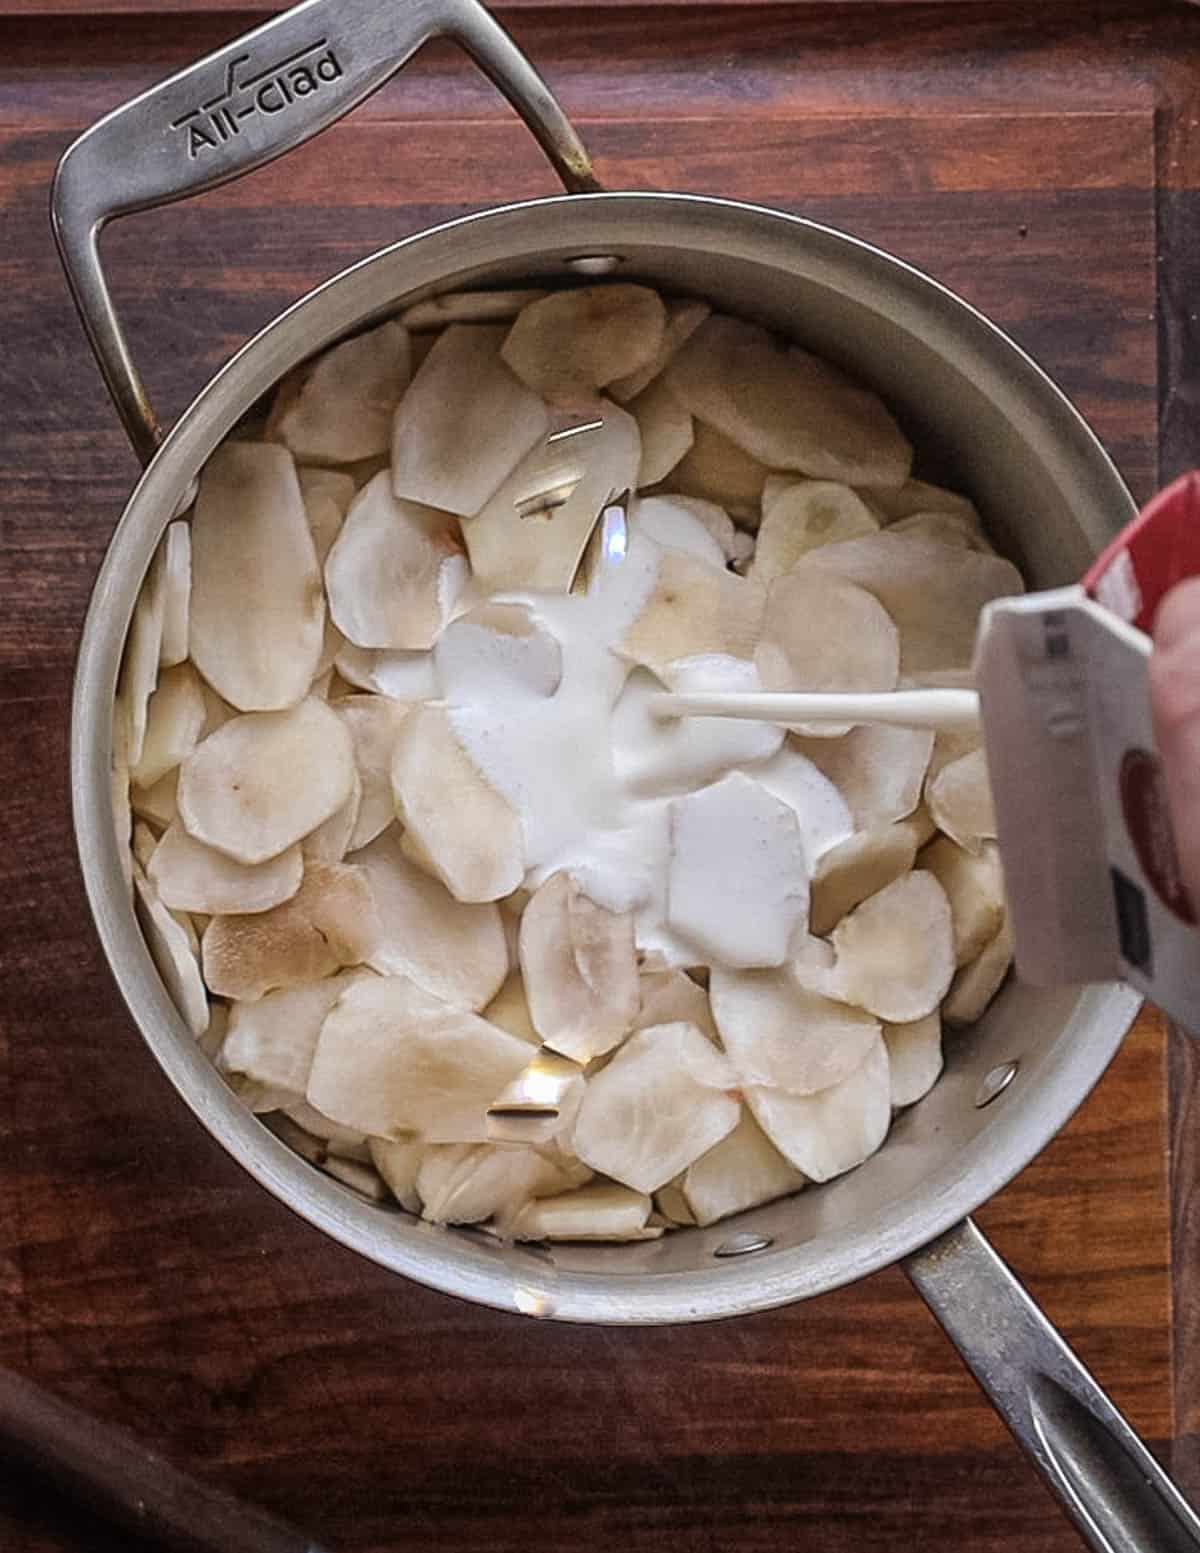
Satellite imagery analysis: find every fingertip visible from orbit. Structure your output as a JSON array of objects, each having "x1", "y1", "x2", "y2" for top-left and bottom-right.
[{"x1": 1152, "y1": 576, "x2": 1200, "y2": 650}]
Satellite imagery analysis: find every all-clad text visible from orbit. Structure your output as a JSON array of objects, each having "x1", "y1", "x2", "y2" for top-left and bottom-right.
[{"x1": 171, "y1": 39, "x2": 344, "y2": 159}]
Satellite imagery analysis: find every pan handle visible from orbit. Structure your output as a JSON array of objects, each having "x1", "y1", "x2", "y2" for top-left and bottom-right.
[
  {"x1": 50, "y1": 0, "x2": 599, "y2": 466},
  {"x1": 0, "y1": 1363, "x2": 331, "y2": 1553},
  {"x1": 904, "y1": 1217, "x2": 1200, "y2": 1552}
]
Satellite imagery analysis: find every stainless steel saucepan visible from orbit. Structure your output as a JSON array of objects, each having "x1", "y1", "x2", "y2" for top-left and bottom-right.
[{"x1": 52, "y1": 2, "x2": 1200, "y2": 1546}]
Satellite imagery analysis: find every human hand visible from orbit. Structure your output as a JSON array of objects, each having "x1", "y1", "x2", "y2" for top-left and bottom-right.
[{"x1": 1149, "y1": 575, "x2": 1200, "y2": 913}]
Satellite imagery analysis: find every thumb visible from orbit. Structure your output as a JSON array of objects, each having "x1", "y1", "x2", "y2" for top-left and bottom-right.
[{"x1": 1149, "y1": 576, "x2": 1200, "y2": 915}]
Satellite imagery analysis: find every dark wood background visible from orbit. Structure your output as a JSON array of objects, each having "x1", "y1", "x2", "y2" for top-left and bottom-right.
[{"x1": 3, "y1": 2, "x2": 1200, "y2": 1548}]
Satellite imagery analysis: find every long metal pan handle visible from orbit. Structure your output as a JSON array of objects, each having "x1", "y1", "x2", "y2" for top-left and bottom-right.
[
  {"x1": 50, "y1": 0, "x2": 599, "y2": 466},
  {"x1": 0, "y1": 1362, "x2": 330, "y2": 1553},
  {"x1": 905, "y1": 1217, "x2": 1200, "y2": 1551}
]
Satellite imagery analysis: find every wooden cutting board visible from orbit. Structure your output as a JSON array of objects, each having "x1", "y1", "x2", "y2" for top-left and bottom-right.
[{"x1": 1, "y1": 3, "x2": 1198, "y2": 1549}]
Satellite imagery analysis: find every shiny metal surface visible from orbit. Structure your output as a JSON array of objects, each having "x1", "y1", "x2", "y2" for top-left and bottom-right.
[
  {"x1": 69, "y1": 188, "x2": 1142, "y2": 1324},
  {"x1": 906, "y1": 1220, "x2": 1200, "y2": 1553},
  {"x1": 58, "y1": 0, "x2": 1196, "y2": 1530},
  {"x1": 976, "y1": 1059, "x2": 1021, "y2": 1108},
  {"x1": 49, "y1": 0, "x2": 598, "y2": 463}
]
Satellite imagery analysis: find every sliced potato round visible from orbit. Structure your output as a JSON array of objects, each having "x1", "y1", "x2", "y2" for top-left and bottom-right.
[
  {"x1": 616, "y1": 547, "x2": 765, "y2": 678},
  {"x1": 417, "y1": 1142, "x2": 580, "y2": 1226},
  {"x1": 507, "y1": 1180, "x2": 655, "y2": 1242},
  {"x1": 654, "y1": 1179, "x2": 696, "y2": 1227},
  {"x1": 830, "y1": 870, "x2": 955, "y2": 1022},
  {"x1": 199, "y1": 680, "x2": 235, "y2": 738},
  {"x1": 635, "y1": 967, "x2": 719, "y2": 1043},
  {"x1": 300, "y1": 767, "x2": 362, "y2": 863},
  {"x1": 399, "y1": 288, "x2": 547, "y2": 330},
  {"x1": 791, "y1": 722, "x2": 934, "y2": 832},
  {"x1": 869, "y1": 478, "x2": 981, "y2": 526},
  {"x1": 390, "y1": 704, "x2": 524, "y2": 903},
  {"x1": 132, "y1": 864, "x2": 209, "y2": 1036},
  {"x1": 308, "y1": 661, "x2": 336, "y2": 698},
  {"x1": 609, "y1": 296, "x2": 711, "y2": 402},
  {"x1": 669, "y1": 419, "x2": 767, "y2": 521},
  {"x1": 392, "y1": 323, "x2": 550, "y2": 516},
  {"x1": 264, "y1": 1109, "x2": 332, "y2": 1162},
  {"x1": 882, "y1": 1013, "x2": 943, "y2": 1108},
  {"x1": 667, "y1": 315, "x2": 912, "y2": 488},
  {"x1": 368, "y1": 1136, "x2": 424, "y2": 1213},
  {"x1": 329, "y1": 695, "x2": 412, "y2": 852},
  {"x1": 131, "y1": 817, "x2": 158, "y2": 876},
  {"x1": 120, "y1": 540, "x2": 167, "y2": 769},
  {"x1": 130, "y1": 661, "x2": 207, "y2": 790},
  {"x1": 631, "y1": 376, "x2": 693, "y2": 486},
  {"x1": 895, "y1": 802, "x2": 938, "y2": 852},
  {"x1": 352, "y1": 826, "x2": 508, "y2": 1011},
  {"x1": 745, "y1": 1034, "x2": 891, "y2": 1183},
  {"x1": 178, "y1": 697, "x2": 356, "y2": 866},
  {"x1": 298, "y1": 467, "x2": 355, "y2": 565},
  {"x1": 752, "y1": 480, "x2": 880, "y2": 585},
  {"x1": 920, "y1": 837, "x2": 1006, "y2": 966},
  {"x1": 282, "y1": 1100, "x2": 373, "y2": 1160},
  {"x1": 756, "y1": 570, "x2": 899, "y2": 726},
  {"x1": 131, "y1": 768, "x2": 179, "y2": 832},
  {"x1": 220, "y1": 970, "x2": 369, "y2": 1094},
  {"x1": 306, "y1": 974, "x2": 532, "y2": 1142},
  {"x1": 809, "y1": 824, "x2": 919, "y2": 937},
  {"x1": 189, "y1": 442, "x2": 324, "y2": 711},
  {"x1": 801, "y1": 534, "x2": 1023, "y2": 674},
  {"x1": 111, "y1": 698, "x2": 134, "y2": 889},
  {"x1": 324, "y1": 472, "x2": 465, "y2": 651},
  {"x1": 943, "y1": 915, "x2": 1014, "y2": 1027},
  {"x1": 196, "y1": 999, "x2": 228, "y2": 1062},
  {"x1": 159, "y1": 520, "x2": 191, "y2": 669},
  {"x1": 710, "y1": 964, "x2": 880, "y2": 1094},
  {"x1": 761, "y1": 472, "x2": 798, "y2": 516},
  {"x1": 889, "y1": 511, "x2": 990, "y2": 552},
  {"x1": 632, "y1": 496, "x2": 727, "y2": 570},
  {"x1": 322, "y1": 1155, "x2": 388, "y2": 1200},
  {"x1": 202, "y1": 860, "x2": 380, "y2": 1001},
  {"x1": 927, "y1": 747, "x2": 996, "y2": 854},
  {"x1": 243, "y1": 1086, "x2": 314, "y2": 1121},
  {"x1": 923, "y1": 682, "x2": 981, "y2": 784},
  {"x1": 667, "y1": 772, "x2": 809, "y2": 969},
  {"x1": 483, "y1": 972, "x2": 539, "y2": 1046},
  {"x1": 678, "y1": 1109, "x2": 806, "y2": 1227},
  {"x1": 271, "y1": 319, "x2": 411, "y2": 463},
  {"x1": 148, "y1": 821, "x2": 303, "y2": 916},
  {"x1": 571, "y1": 1021, "x2": 739, "y2": 1194},
  {"x1": 519, "y1": 871, "x2": 640, "y2": 1062},
  {"x1": 501, "y1": 284, "x2": 666, "y2": 405}
]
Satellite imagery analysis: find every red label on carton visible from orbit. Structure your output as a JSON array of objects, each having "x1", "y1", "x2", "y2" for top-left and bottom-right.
[
  {"x1": 1083, "y1": 470, "x2": 1200, "y2": 632},
  {"x1": 1119, "y1": 748, "x2": 1196, "y2": 924}
]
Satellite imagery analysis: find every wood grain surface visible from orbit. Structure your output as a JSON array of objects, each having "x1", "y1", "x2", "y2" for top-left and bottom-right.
[{"x1": 2, "y1": 3, "x2": 1198, "y2": 1550}]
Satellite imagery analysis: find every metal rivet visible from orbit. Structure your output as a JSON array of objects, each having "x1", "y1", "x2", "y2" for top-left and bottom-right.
[
  {"x1": 975, "y1": 1060, "x2": 1020, "y2": 1108},
  {"x1": 714, "y1": 1232, "x2": 774, "y2": 1259},
  {"x1": 564, "y1": 254, "x2": 624, "y2": 275}
]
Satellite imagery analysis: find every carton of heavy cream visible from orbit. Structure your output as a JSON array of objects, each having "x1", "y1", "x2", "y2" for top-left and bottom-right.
[{"x1": 975, "y1": 472, "x2": 1200, "y2": 1030}]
